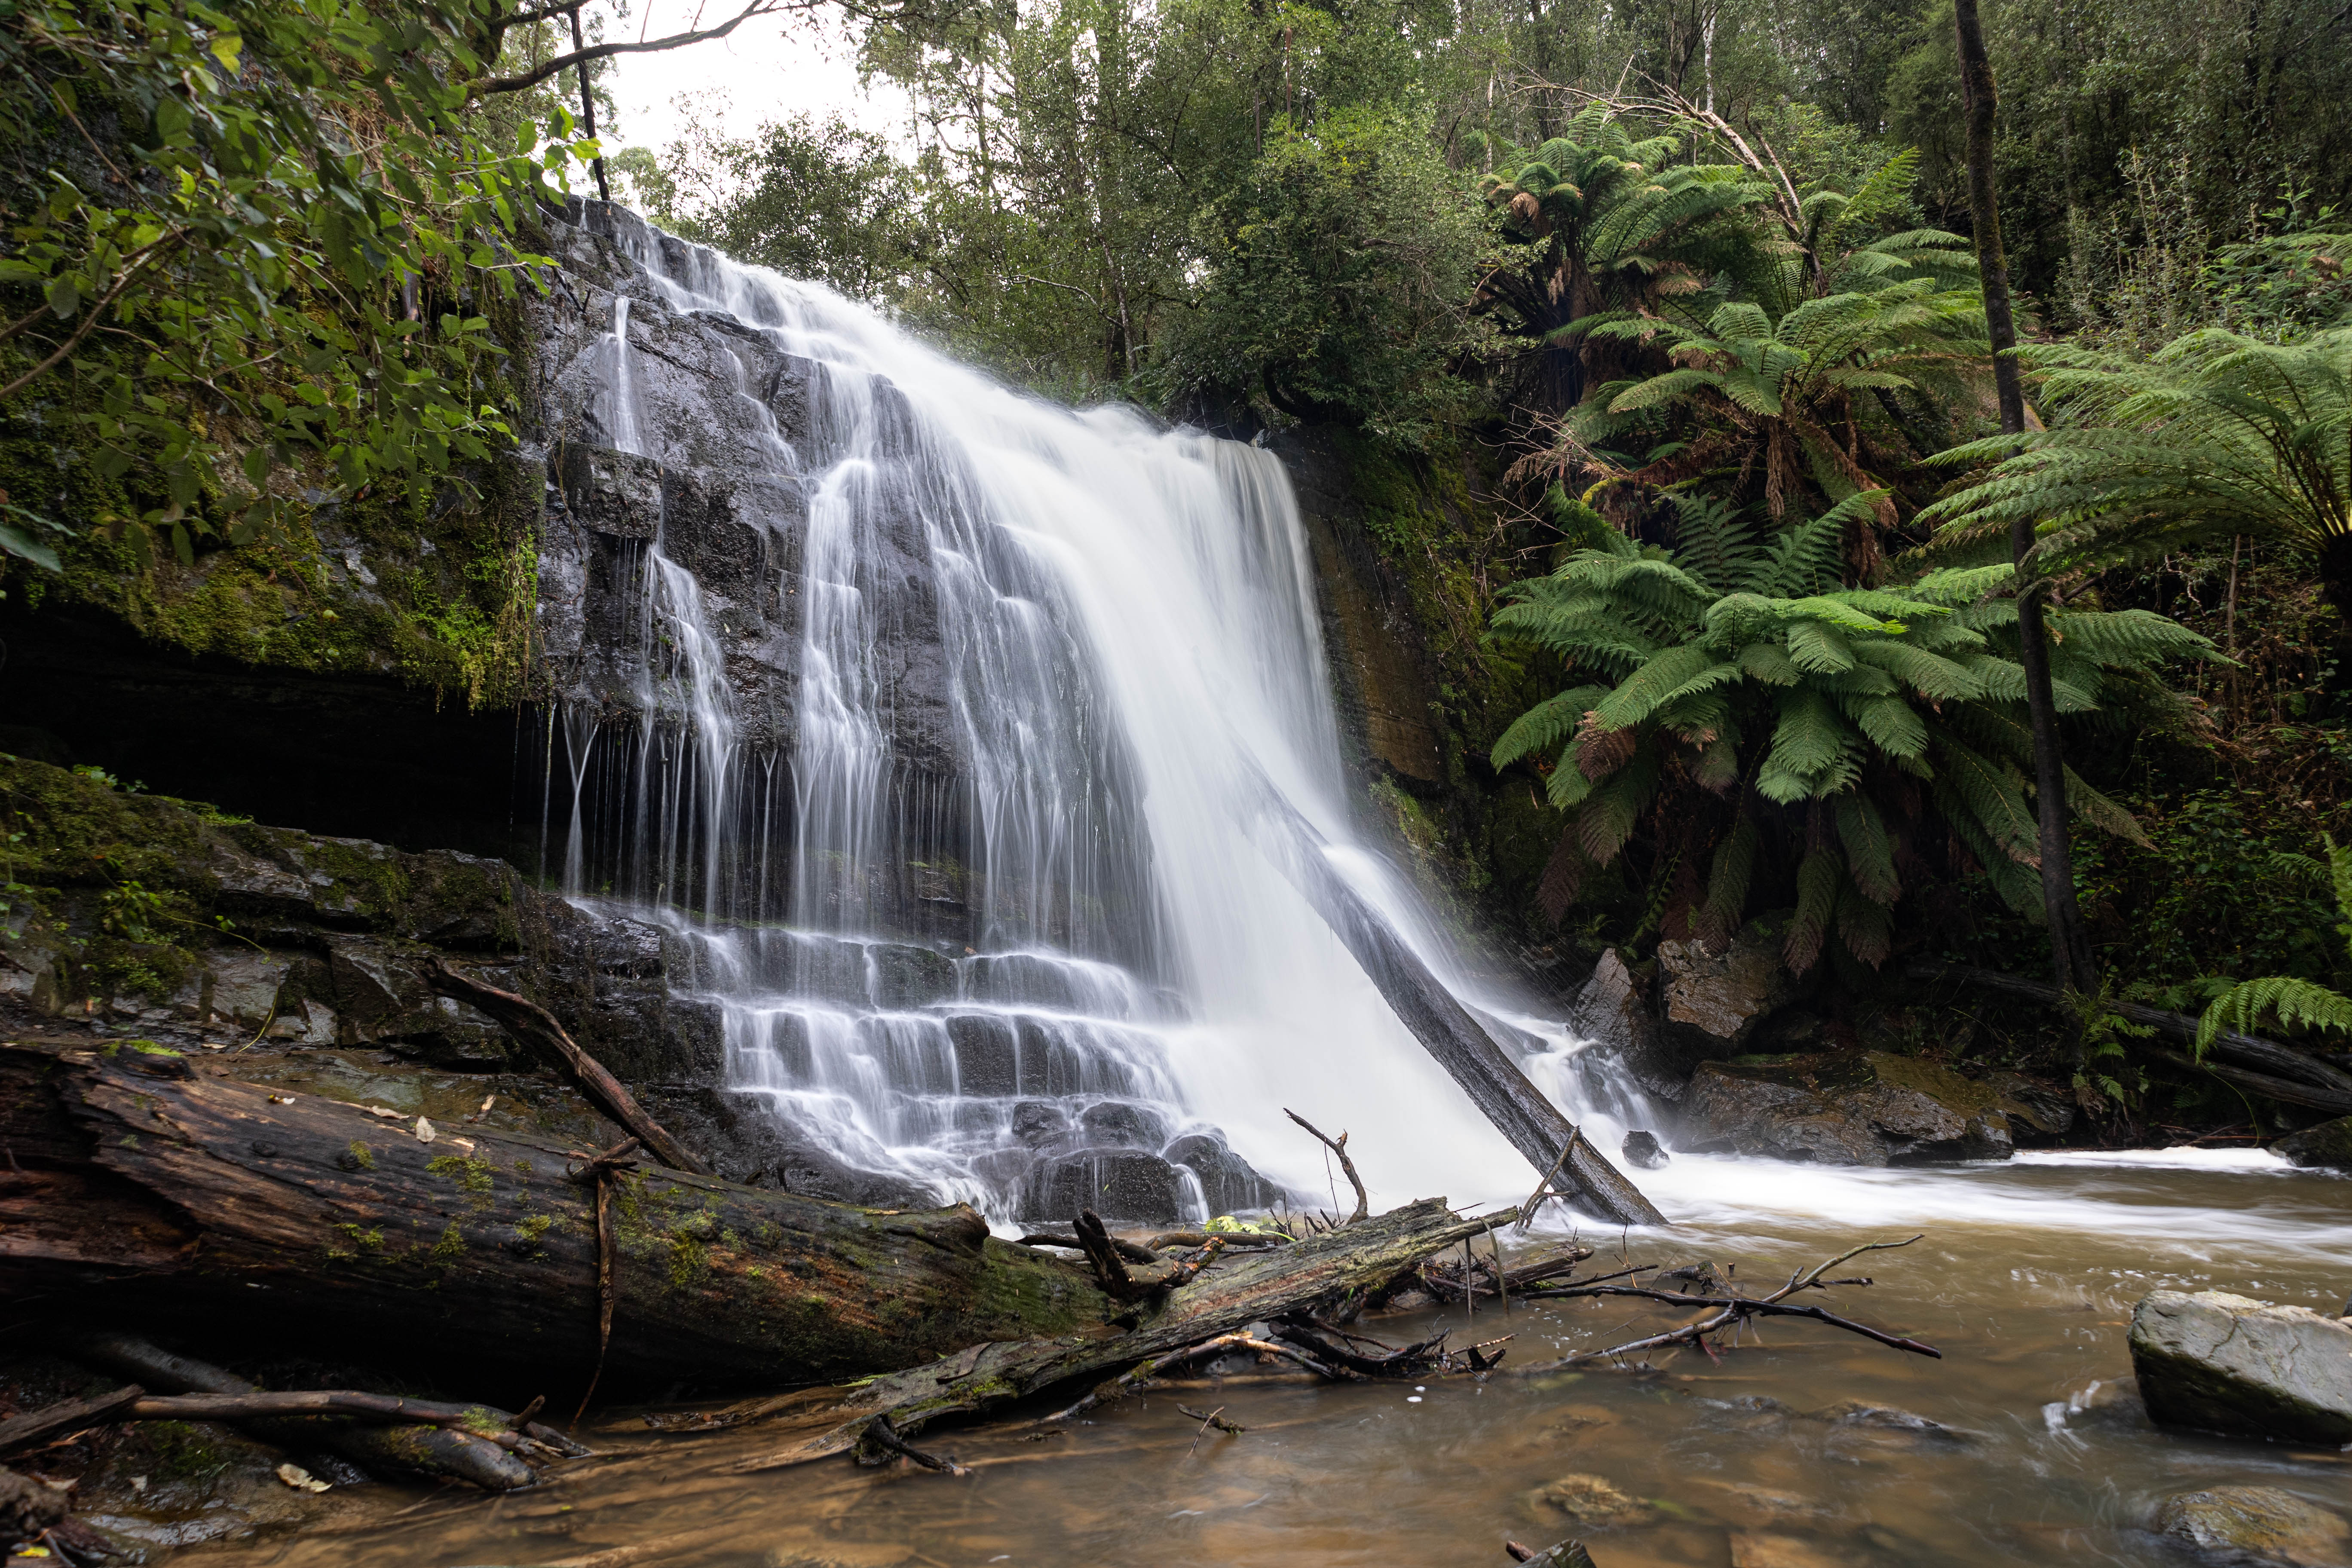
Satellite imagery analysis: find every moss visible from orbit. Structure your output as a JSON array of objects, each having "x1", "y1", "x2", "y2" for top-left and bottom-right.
[
  {"x1": 344, "y1": 1139, "x2": 376, "y2": 1171},
  {"x1": 427, "y1": 1153, "x2": 497, "y2": 1209},
  {"x1": 514, "y1": 1212, "x2": 555, "y2": 1246},
  {"x1": 428, "y1": 1219, "x2": 467, "y2": 1268},
  {"x1": 142, "y1": 1420, "x2": 235, "y2": 1483}
]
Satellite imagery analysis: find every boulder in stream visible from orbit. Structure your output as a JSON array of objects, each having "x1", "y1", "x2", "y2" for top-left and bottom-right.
[
  {"x1": 1621, "y1": 1130, "x2": 1669, "y2": 1169},
  {"x1": 2272, "y1": 1115, "x2": 2352, "y2": 1169},
  {"x1": 2128, "y1": 1290, "x2": 2352, "y2": 1443},
  {"x1": 1675, "y1": 1050, "x2": 2059, "y2": 1165},
  {"x1": 2155, "y1": 1485, "x2": 2351, "y2": 1567}
]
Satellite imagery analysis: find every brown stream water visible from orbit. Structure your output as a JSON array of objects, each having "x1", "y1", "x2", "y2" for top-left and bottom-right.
[{"x1": 181, "y1": 1152, "x2": 2350, "y2": 1568}]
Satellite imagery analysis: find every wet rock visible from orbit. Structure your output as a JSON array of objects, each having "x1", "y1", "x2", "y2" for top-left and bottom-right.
[
  {"x1": 1512, "y1": 1541, "x2": 1599, "y2": 1568},
  {"x1": 2272, "y1": 1115, "x2": 2352, "y2": 1169},
  {"x1": 2156, "y1": 1485, "x2": 2352, "y2": 1567},
  {"x1": 1010, "y1": 1099, "x2": 1072, "y2": 1149},
  {"x1": 1079, "y1": 1099, "x2": 1172, "y2": 1150},
  {"x1": 1676, "y1": 1050, "x2": 2043, "y2": 1165},
  {"x1": 2128, "y1": 1289, "x2": 2352, "y2": 1443},
  {"x1": 864, "y1": 942, "x2": 958, "y2": 1009},
  {"x1": 1811, "y1": 1400, "x2": 1969, "y2": 1442},
  {"x1": 1527, "y1": 1473, "x2": 1646, "y2": 1524},
  {"x1": 1572, "y1": 949, "x2": 1677, "y2": 1099},
  {"x1": 1654, "y1": 922, "x2": 1799, "y2": 1071},
  {"x1": 1021, "y1": 1148, "x2": 1186, "y2": 1223},
  {"x1": 1620, "y1": 1130, "x2": 1669, "y2": 1169},
  {"x1": 1162, "y1": 1130, "x2": 1283, "y2": 1214},
  {"x1": 555, "y1": 442, "x2": 663, "y2": 539}
]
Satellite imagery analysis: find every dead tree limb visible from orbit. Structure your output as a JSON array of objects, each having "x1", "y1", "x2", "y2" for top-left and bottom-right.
[
  {"x1": 1517, "y1": 1236, "x2": 1936, "y2": 1370},
  {"x1": 425, "y1": 961, "x2": 709, "y2": 1175},
  {"x1": 0, "y1": 1386, "x2": 142, "y2": 1458},
  {"x1": 730, "y1": 1198, "x2": 1513, "y2": 1471},
  {"x1": 1284, "y1": 1109, "x2": 1369, "y2": 1225},
  {"x1": 1242, "y1": 774, "x2": 1666, "y2": 1228}
]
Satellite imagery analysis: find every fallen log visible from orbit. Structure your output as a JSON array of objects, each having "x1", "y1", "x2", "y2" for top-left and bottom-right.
[
  {"x1": 426, "y1": 960, "x2": 710, "y2": 1175},
  {"x1": 1909, "y1": 962, "x2": 2352, "y2": 1105},
  {"x1": 1244, "y1": 780, "x2": 1666, "y2": 1228},
  {"x1": 728, "y1": 1196, "x2": 1514, "y2": 1471},
  {"x1": 0, "y1": 1385, "x2": 143, "y2": 1458},
  {"x1": 0, "y1": 1042, "x2": 1109, "y2": 1388}
]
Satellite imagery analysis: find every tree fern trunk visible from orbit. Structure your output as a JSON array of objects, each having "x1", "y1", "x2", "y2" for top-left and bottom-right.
[{"x1": 1953, "y1": 0, "x2": 2099, "y2": 1049}]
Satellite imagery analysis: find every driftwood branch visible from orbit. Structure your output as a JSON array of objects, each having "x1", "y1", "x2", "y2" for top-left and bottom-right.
[
  {"x1": 1284, "y1": 1109, "x2": 1369, "y2": 1225},
  {"x1": 1519, "y1": 1236, "x2": 1936, "y2": 1370},
  {"x1": 426, "y1": 961, "x2": 709, "y2": 1174}
]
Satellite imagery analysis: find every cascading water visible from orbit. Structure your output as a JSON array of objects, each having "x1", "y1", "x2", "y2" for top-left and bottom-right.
[{"x1": 533, "y1": 203, "x2": 1646, "y2": 1225}]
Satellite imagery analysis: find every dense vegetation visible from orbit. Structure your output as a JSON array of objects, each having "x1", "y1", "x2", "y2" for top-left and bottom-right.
[{"x1": 5, "y1": 0, "x2": 2351, "y2": 1135}]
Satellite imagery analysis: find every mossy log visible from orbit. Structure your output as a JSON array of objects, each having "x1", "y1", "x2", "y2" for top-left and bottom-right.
[
  {"x1": 0, "y1": 1042, "x2": 1108, "y2": 1387},
  {"x1": 730, "y1": 1196, "x2": 1511, "y2": 1470}
]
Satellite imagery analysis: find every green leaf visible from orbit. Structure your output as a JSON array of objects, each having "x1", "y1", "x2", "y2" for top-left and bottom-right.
[{"x1": 0, "y1": 522, "x2": 62, "y2": 573}]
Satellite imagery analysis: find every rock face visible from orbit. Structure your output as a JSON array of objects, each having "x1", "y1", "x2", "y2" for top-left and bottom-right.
[
  {"x1": 2273, "y1": 1115, "x2": 2352, "y2": 1169},
  {"x1": 1676, "y1": 1050, "x2": 2066, "y2": 1165},
  {"x1": 1652, "y1": 925, "x2": 1799, "y2": 1078},
  {"x1": 2156, "y1": 1486, "x2": 2352, "y2": 1567},
  {"x1": 2128, "y1": 1290, "x2": 2352, "y2": 1444}
]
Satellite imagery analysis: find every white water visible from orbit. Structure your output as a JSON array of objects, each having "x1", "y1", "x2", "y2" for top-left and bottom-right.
[{"x1": 551, "y1": 213, "x2": 1635, "y2": 1222}]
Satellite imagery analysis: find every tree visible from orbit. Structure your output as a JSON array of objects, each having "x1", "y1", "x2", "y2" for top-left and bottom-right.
[
  {"x1": 0, "y1": 0, "x2": 800, "y2": 570},
  {"x1": 1487, "y1": 487, "x2": 2212, "y2": 970},
  {"x1": 1153, "y1": 110, "x2": 1488, "y2": 444},
  {"x1": 1470, "y1": 104, "x2": 1777, "y2": 410},
  {"x1": 1570, "y1": 279, "x2": 1989, "y2": 545},
  {"x1": 1951, "y1": 0, "x2": 2098, "y2": 1018},
  {"x1": 1923, "y1": 327, "x2": 2352, "y2": 610}
]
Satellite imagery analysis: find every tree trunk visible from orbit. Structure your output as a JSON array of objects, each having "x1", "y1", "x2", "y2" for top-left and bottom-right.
[
  {"x1": 0, "y1": 1043, "x2": 1107, "y2": 1392},
  {"x1": 1244, "y1": 780, "x2": 1668, "y2": 1228},
  {"x1": 1953, "y1": 0, "x2": 2098, "y2": 1039}
]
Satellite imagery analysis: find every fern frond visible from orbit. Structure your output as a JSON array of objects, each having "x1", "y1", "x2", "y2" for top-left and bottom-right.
[
  {"x1": 1491, "y1": 686, "x2": 1609, "y2": 769},
  {"x1": 1836, "y1": 793, "x2": 1900, "y2": 903},
  {"x1": 2197, "y1": 976, "x2": 2352, "y2": 1051},
  {"x1": 1786, "y1": 847, "x2": 1846, "y2": 971}
]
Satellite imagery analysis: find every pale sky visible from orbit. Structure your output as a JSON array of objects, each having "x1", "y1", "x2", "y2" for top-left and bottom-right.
[{"x1": 589, "y1": 1, "x2": 910, "y2": 157}]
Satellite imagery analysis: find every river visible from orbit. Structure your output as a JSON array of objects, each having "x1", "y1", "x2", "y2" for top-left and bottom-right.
[{"x1": 190, "y1": 1149, "x2": 2350, "y2": 1568}]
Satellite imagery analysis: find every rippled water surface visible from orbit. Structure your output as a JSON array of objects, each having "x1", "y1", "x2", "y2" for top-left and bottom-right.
[{"x1": 185, "y1": 1154, "x2": 2352, "y2": 1568}]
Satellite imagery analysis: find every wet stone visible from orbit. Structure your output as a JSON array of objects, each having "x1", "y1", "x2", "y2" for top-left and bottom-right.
[
  {"x1": 1527, "y1": 1473, "x2": 1647, "y2": 1524},
  {"x1": 1620, "y1": 1129, "x2": 1669, "y2": 1169},
  {"x1": 1020, "y1": 1148, "x2": 1187, "y2": 1224},
  {"x1": 2129, "y1": 1289, "x2": 2352, "y2": 1444},
  {"x1": 2156, "y1": 1485, "x2": 2352, "y2": 1567},
  {"x1": 1162, "y1": 1131, "x2": 1283, "y2": 1214},
  {"x1": 2272, "y1": 1115, "x2": 2352, "y2": 1169},
  {"x1": 1078, "y1": 1099, "x2": 1170, "y2": 1150}
]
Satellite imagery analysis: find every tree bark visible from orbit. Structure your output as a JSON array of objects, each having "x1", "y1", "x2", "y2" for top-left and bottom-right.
[
  {"x1": 1244, "y1": 780, "x2": 1668, "y2": 1228},
  {"x1": 0, "y1": 1043, "x2": 1107, "y2": 1392},
  {"x1": 1953, "y1": 0, "x2": 2098, "y2": 1035},
  {"x1": 727, "y1": 1196, "x2": 1514, "y2": 1470}
]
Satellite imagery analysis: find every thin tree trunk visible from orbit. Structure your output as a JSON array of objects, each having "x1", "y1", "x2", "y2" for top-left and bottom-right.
[
  {"x1": 1953, "y1": 0, "x2": 2098, "y2": 1045},
  {"x1": 568, "y1": 6, "x2": 611, "y2": 204}
]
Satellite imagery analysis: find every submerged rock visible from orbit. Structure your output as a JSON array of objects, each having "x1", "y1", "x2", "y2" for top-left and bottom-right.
[
  {"x1": 2128, "y1": 1289, "x2": 2352, "y2": 1443},
  {"x1": 1620, "y1": 1129, "x2": 1669, "y2": 1169},
  {"x1": 2156, "y1": 1485, "x2": 2351, "y2": 1567},
  {"x1": 2272, "y1": 1115, "x2": 2352, "y2": 1170},
  {"x1": 1528, "y1": 1473, "x2": 1646, "y2": 1524},
  {"x1": 1675, "y1": 1050, "x2": 2053, "y2": 1165}
]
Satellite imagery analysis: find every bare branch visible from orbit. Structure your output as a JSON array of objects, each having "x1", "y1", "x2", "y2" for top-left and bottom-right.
[
  {"x1": 467, "y1": 0, "x2": 811, "y2": 98},
  {"x1": 1284, "y1": 1108, "x2": 1368, "y2": 1225}
]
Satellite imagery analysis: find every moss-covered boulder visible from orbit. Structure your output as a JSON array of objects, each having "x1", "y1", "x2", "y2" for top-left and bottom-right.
[{"x1": 1676, "y1": 1049, "x2": 2064, "y2": 1165}]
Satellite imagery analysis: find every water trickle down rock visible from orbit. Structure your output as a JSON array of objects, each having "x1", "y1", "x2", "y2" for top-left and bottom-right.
[{"x1": 519, "y1": 199, "x2": 1285, "y2": 1221}]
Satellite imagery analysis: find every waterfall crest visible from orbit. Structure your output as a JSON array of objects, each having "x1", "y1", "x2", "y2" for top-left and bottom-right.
[{"x1": 531, "y1": 202, "x2": 1645, "y2": 1223}]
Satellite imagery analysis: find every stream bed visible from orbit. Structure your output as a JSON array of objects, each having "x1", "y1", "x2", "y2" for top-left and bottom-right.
[{"x1": 180, "y1": 1151, "x2": 2351, "y2": 1568}]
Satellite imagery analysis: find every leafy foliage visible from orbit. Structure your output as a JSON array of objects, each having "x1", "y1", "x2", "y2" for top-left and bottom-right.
[
  {"x1": 0, "y1": 0, "x2": 603, "y2": 566},
  {"x1": 1923, "y1": 327, "x2": 2352, "y2": 586},
  {"x1": 1489, "y1": 487, "x2": 2216, "y2": 968},
  {"x1": 2195, "y1": 834, "x2": 2352, "y2": 1053}
]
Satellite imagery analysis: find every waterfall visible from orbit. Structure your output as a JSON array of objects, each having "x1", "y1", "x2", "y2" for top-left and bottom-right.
[{"x1": 537, "y1": 204, "x2": 1648, "y2": 1224}]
